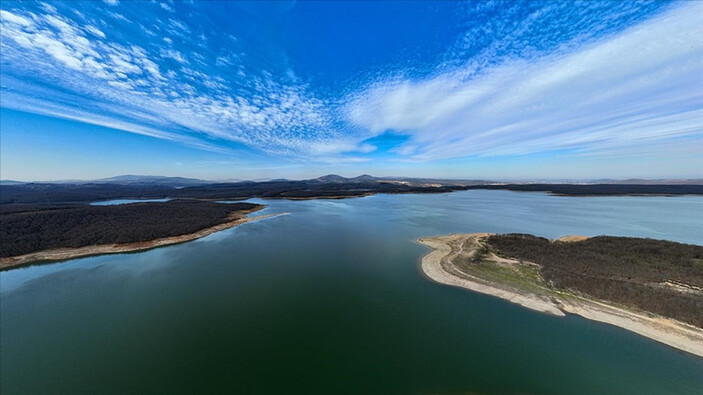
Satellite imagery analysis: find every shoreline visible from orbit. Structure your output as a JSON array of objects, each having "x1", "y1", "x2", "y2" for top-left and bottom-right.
[
  {"x1": 417, "y1": 233, "x2": 703, "y2": 358},
  {"x1": 0, "y1": 211, "x2": 288, "y2": 271}
]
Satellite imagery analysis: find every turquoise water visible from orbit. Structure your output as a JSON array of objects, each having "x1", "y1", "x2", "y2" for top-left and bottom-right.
[
  {"x1": 90, "y1": 198, "x2": 172, "y2": 205},
  {"x1": 2, "y1": 190, "x2": 702, "y2": 393}
]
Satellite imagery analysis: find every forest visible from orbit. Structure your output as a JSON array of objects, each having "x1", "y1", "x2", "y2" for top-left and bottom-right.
[
  {"x1": 485, "y1": 234, "x2": 703, "y2": 327},
  {"x1": 466, "y1": 183, "x2": 703, "y2": 196},
  {"x1": 0, "y1": 179, "x2": 467, "y2": 204},
  {"x1": 3, "y1": 179, "x2": 701, "y2": 204},
  {"x1": 0, "y1": 200, "x2": 260, "y2": 258}
]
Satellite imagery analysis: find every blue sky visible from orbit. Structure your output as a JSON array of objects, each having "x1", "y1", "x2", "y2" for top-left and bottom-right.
[{"x1": 1, "y1": 0, "x2": 701, "y2": 181}]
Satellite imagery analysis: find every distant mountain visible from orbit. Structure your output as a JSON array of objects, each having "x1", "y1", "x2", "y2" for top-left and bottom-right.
[
  {"x1": 314, "y1": 174, "x2": 379, "y2": 183},
  {"x1": 4, "y1": 175, "x2": 703, "y2": 204},
  {"x1": 380, "y1": 177, "x2": 491, "y2": 186},
  {"x1": 2, "y1": 176, "x2": 211, "y2": 186},
  {"x1": 349, "y1": 174, "x2": 378, "y2": 182},
  {"x1": 314, "y1": 174, "x2": 351, "y2": 183},
  {"x1": 94, "y1": 175, "x2": 211, "y2": 186},
  {"x1": 6, "y1": 173, "x2": 702, "y2": 190},
  {"x1": 0, "y1": 180, "x2": 26, "y2": 185},
  {"x1": 312, "y1": 174, "x2": 494, "y2": 187},
  {"x1": 246, "y1": 178, "x2": 289, "y2": 182}
]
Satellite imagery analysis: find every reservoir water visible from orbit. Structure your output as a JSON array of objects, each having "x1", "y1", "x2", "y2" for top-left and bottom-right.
[
  {"x1": 2, "y1": 190, "x2": 702, "y2": 393},
  {"x1": 90, "y1": 198, "x2": 172, "y2": 205}
]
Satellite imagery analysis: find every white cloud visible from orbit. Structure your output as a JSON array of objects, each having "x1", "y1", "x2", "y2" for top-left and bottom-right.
[
  {"x1": 40, "y1": 2, "x2": 57, "y2": 14},
  {"x1": 108, "y1": 53, "x2": 141, "y2": 74},
  {"x1": 168, "y1": 18, "x2": 189, "y2": 34},
  {"x1": 0, "y1": 6, "x2": 360, "y2": 158},
  {"x1": 160, "y1": 49, "x2": 186, "y2": 63},
  {"x1": 109, "y1": 12, "x2": 128, "y2": 22},
  {"x1": 0, "y1": 10, "x2": 33, "y2": 27},
  {"x1": 85, "y1": 25, "x2": 106, "y2": 38},
  {"x1": 345, "y1": 2, "x2": 703, "y2": 161},
  {"x1": 215, "y1": 54, "x2": 237, "y2": 67},
  {"x1": 2, "y1": 1, "x2": 699, "y2": 167}
]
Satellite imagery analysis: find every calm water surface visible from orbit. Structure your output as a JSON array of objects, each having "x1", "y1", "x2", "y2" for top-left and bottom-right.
[
  {"x1": 2, "y1": 191, "x2": 702, "y2": 393},
  {"x1": 90, "y1": 198, "x2": 172, "y2": 205}
]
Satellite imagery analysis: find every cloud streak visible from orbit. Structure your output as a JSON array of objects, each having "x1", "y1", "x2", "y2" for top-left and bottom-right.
[
  {"x1": 0, "y1": 4, "x2": 360, "y2": 157},
  {"x1": 0, "y1": 1, "x2": 700, "y2": 169},
  {"x1": 346, "y1": 2, "x2": 703, "y2": 161}
]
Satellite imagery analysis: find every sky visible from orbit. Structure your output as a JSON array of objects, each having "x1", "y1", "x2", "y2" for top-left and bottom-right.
[{"x1": 1, "y1": 0, "x2": 701, "y2": 181}]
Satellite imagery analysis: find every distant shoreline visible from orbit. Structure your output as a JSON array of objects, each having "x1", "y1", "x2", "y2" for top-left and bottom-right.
[
  {"x1": 3, "y1": 178, "x2": 703, "y2": 205},
  {"x1": 418, "y1": 234, "x2": 703, "y2": 358},
  {"x1": 0, "y1": 211, "x2": 288, "y2": 271}
]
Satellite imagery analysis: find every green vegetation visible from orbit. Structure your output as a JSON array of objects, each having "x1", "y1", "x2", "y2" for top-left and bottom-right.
[
  {"x1": 465, "y1": 259, "x2": 548, "y2": 294},
  {"x1": 0, "y1": 200, "x2": 261, "y2": 258},
  {"x1": 0, "y1": 178, "x2": 467, "y2": 204},
  {"x1": 485, "y1": 234, "x2": 703, "y2": 327},
  {"x1": 2, "y1": 179, "x2": 701, "y2": 205},
  {"x1": 466, "y1": 184, "x2": 703, "y2": 196},
  {"x1": 449, "y1": 239, "x2": 556, "y2": 296}
]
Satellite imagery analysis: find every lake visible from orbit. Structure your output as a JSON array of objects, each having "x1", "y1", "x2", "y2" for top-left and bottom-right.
[
  {"x1": 2, "y1": 190, "x2": 702, "y2": 393},
  {"x1": 90, "y1": 198, "x2": 172, "y2": 206}
]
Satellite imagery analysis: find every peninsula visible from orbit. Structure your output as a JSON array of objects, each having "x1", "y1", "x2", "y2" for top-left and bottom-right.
[
  {"x1": 418, "y1": 233, "x2": 703, "y2": 357},
  {"x1": 0, "y1": 200, "x2": 284, "y2": 270}
]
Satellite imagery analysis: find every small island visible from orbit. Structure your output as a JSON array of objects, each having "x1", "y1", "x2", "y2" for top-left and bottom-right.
[
  {"x1": 418, "y1": 233, "x2": 703, "y2": 357},
  {"x1": 0, "y1": 200, "x2": 285, "y2": 270}
]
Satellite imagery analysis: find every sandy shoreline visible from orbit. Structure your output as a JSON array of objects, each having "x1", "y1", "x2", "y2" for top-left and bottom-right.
[
  {"x1": 418, "y1": 233, "x2": 703, "y2": 358},
  {"x1": 0, "y1": 211, "x2": 288, "y2": 271}
]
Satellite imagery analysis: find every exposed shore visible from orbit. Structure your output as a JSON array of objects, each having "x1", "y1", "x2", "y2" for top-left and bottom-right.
[
  {"x1": 0, "y1": 211, "x2": 288, "y2": 271},
  {"x1": 418, "y1": 233, "x2": 703, "y2": 358}
]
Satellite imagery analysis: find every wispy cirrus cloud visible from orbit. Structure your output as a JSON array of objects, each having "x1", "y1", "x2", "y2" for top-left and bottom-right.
[
  {"x1": 0, "y1": 0, "x2": 700, "y2": 170},
  {"x1": 0, "y1": 3, "x2": 361, "y2": 157},
  {"x1": 345, "y1": 2, "x2": 703, "y2": 161}
]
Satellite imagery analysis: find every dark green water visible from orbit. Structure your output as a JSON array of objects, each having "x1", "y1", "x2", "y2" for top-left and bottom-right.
[{"x1": 2, "y1": 191, "x2": 702, "y2": 393}]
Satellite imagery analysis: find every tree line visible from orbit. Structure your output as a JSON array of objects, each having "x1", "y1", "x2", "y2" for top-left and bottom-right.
[
  {"x1": 0, "y1": 200, "x2": 260, "y2": 257},
  {"x1": 485, "y1": 234, "x2": 703, "y2": 327}
]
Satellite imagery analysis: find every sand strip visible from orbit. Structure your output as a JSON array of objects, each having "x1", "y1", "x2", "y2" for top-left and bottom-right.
[
  {"x1": 418, "y1": 235, "x2": 565, "y2": 316},
  {"x1": 418, "y1": 233, "x2": 703, "y2": 358},
  {"x1": 0, "y1": 212, "x2": 288, "y2": 270}
]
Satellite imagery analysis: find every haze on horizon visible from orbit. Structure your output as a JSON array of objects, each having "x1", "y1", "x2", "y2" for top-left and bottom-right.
[{"x1": 1, "y1": 0, "x2": 702, "y2": 181}]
